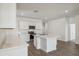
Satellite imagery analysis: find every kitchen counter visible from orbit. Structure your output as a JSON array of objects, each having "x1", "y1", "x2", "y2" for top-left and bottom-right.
[
  {"x1": 34, "y1": 35, "x2": 58, "y2": 52},
  {"x1": 0, "y1": 36, "x2": 28, "y2": 56}
]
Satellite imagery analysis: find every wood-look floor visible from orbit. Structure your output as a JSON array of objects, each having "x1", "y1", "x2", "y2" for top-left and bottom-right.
[{"x1": 28, "y1": 40, "x2": 79, "y2": 56}]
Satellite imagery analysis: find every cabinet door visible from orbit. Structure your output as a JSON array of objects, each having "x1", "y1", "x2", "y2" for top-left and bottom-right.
[
  {"x1": 36, "y1": 22, "x2": 42, "y2": 30},
  {"x1": 19, "y1": 21, "x2": 24, "y2": 29},
  {"x1": 40, "y1": 39, "x2": 47, "y2": 51},
  {"x1": 23, "y1": 22, "x2": 29, "y2": 29},
  {"x1": 19, "y1": 21, "x2": 29, "y2": 30},
  {"x1": 0, "y1": 4, "x2": 16, "y2": 28}
]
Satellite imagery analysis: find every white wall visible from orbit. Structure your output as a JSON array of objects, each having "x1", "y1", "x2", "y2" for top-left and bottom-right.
[
  {"x1": 67, "y1": 16, "x2": 76, "y2": 42},
  {"x1": 0, "y1": 3, "x2": 18, "y2": 48},
  {"x1": 65, "y1": 15, "x2": 79, "y2": 44},
  {"x1": 47, "y1": 18, "x2": 66, "y2": 41},
  {"x1": 69, "y1": 17, "x2": 76, "y2": 24},
  {"x1": 0, "y1": 4, "x2": 28, "y2": 56},
  {"x1": 73, "y1": 15, "x2": 79, "y2": 44},
  {"x1": 47, "y1": 15, "x2": 79, "y2": 44},
  {"x1": 0, "y1": 3, "x2": 16, "y2": 28}
]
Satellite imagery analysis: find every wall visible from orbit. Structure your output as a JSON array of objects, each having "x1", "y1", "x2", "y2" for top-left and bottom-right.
[
  {"x1": 0, "y1": 3, "x2": 24, "y2": 49},
  {"x1": 73, "y1": 15, "x2": 79, "y2": 44},
  {"x1": 0, "y1": 3, "x2": 16, "y2": 28},
  {"x1": 0, "y1": 4, "x2": 28, "y2": 56},
  {"x1": 47, "y1": 15, "x2": 79, "y2": 44},
  {"x1": 69, "y1": 16, "x2": 76, "y2": 24},
  {"x1": 47, "y1": 18, "x2": 66, "y2": 41},
  {"x1": 65, "y1": 15, "x2": 79, "y2": 44},
  {"x1": 0, "y1": 3, "x2": 18, "y2": 48},
  {"x1": 67, "y1": 16, "x2": 76, "y2": 42}
]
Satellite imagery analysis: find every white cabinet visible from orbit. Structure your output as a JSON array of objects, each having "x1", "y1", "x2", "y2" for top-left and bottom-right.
[
  {"x1": 0, "y1": 3, "x2": 16, "y2": 28},
  {"x1": 19, "y1": 20, "x2": 42, "y2": 30},
  {"x1": 34, "y1": 36, "x2": 41, "y2": 49},
  {"x1": 19, "y1": 21, "x2": 29, "y2": 29},
  {"x1": 36, "y1": 22, "x2": 42, "y2": 30},
  {"x1": 34, "y1": 35, "x2": 57, "y2": 52}
]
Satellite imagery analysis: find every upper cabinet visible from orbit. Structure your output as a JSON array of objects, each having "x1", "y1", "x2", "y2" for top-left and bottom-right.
[
  {"x1": 36, "y1": 22, "x2": 42, "y2": 30},
  {"x1": 19, "y1": 20, "x2": 29, "y2": 29},
  {"x1": 0, "y1": 3, "x2": 16, "y2": 28},
  {"x1": 18, "y1": 17, "x2": 42, "y2": 30},
  {"x1": 19, "y1": 20, "x2": 42, "y2": 30}
]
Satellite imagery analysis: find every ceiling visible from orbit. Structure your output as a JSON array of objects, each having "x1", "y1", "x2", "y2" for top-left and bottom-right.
[{"x1": 17, "y1": 3, "x2": 79, "y2": 21}]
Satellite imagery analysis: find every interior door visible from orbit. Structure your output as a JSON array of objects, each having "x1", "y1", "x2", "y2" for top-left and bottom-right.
[{"x1": 69, "y1": 24, "x2": 76, "y2": 41}]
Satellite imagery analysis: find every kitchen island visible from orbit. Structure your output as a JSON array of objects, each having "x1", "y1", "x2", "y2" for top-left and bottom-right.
[{"x1": 34, "y1": 35, "x2": 58, "y2": 52}]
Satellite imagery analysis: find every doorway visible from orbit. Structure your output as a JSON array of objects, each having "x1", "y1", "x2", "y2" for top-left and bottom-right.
[{"x1": 69, "y1": 24, "x2": 76, "y2": 42}]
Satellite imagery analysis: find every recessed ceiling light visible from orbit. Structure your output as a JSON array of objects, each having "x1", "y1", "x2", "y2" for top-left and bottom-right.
[
  {"x1": 65, "y1": 10, "x2": 68, "y2": 13},
  {"x1": 33, "y1": 9, "x2": 38, "y2": 13}
]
